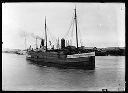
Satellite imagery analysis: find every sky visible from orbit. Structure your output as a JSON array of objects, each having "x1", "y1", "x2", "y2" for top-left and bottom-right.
[{"x1": 2, "y1": 2, "x2": 125, "y2": 49}]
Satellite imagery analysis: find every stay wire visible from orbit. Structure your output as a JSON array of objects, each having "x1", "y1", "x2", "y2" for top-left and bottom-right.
[
  {"x1": 46, "y1": 25, "x2": 57, "y2": 46},
  {"x1": 64, "y1": 14, "x2": 74, "y2": 39},
  {"x1": 77, "y1": 17, "x2": 83, "y2": 46},
  {"x1": 70, "y1": 19, "x2": 75, "y2": 45}
]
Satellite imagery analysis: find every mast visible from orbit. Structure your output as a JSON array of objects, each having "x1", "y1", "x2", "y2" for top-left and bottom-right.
[
  {"x1": 74, "y1": 6, "x2": 79, "y2": 49},
  {"x1": 45, "y1": 16, "x2": 47, "y2": 51}
]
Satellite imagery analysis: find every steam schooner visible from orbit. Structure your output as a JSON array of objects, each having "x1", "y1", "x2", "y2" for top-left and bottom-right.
[{"x1": 26, "y1": 7, "x2": 95, "y2": 69}]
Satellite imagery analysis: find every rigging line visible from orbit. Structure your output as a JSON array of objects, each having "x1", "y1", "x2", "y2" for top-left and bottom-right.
[
  {"x1": 46, "y1": 25, "x2": 56, "y2": 44},
  {"x1": 78, "y1": 26, "x2": 82, "y2": 46},
  {"x1": 46, "y1": 28, "x2": 57, "y2": 47},
  {"x1": 64, "y1": 18, "x2": 73, "y2": 39},
  {"x1": 77, "y1": 18, "x2": 83, "y2": 46},
  {"x1": 46, "y1": 25, "x2": 56, "y2": 47},
  {"x1": 65, "y1": 13, "x2": 76, "y2": 42},
  {"x1": 46, "y1": 25, "x2": 52, "y2": 39},
  {"x1": 64, "y1": 15, "x2": 74, "y2": 39},
  {"x1": 68, "y1": 19, "x2": 74, "y2": 46},
  {"x1": 65, "y1": 19, "x2": 74, "y2": 40},
  {"x1": 71, "y1": 18, "x2": 75, "y2": 38},
  {"x1": 70, "y1": 18, "x2": 74, "y2": 43}
]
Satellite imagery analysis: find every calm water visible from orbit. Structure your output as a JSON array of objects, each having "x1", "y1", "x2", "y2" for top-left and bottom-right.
[{"x1": 2, "y1": 53, "x2": 125, "y2": 91}]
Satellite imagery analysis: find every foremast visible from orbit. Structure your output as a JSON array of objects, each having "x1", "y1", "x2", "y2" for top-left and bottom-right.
[{"x1": 45, "y1": 16, "x2": 47, "y2": 51}]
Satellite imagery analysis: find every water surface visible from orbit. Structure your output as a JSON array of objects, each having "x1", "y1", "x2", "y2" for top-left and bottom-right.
[{"x1": 2, "y1": 53, "x2": 125, "y2": 91}]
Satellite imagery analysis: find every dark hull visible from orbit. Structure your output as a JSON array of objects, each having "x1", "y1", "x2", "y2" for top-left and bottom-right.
[{"x1": 26, "y1": 56, "x2": 95, "y2": 70}]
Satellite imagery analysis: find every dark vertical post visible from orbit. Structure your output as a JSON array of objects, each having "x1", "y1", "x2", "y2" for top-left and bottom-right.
[
  {"x1": 45, "y1": 16, "x2": 47, "y2": 51},
  {"x1": 74, "y1": 7, "x2": 78, "y2": 50}
]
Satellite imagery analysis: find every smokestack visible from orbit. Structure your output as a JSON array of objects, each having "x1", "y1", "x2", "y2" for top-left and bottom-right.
[
  {"x1": 61, "y1": 38, "x2": 65, "y2": 49},
  {"x1": 41, "y1": 39, "x2": 44, "y2": 46}
]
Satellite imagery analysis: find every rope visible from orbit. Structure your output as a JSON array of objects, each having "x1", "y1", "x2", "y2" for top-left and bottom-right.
[
  {"x1": 70, "y1": 19, "x2": 74, "y2": 45},
  {"x1": 46, "y1": 25, "x2": 57, "y2": 45},
  {"x1": 71, "y1": 19, "x2": 74, "y2": 38},
  {"x1": 77, "y1": 17, "x2": 83, "y2": 46},
  {"x1": 64, "y1": 14, "x2": 74, "y2": 39}
]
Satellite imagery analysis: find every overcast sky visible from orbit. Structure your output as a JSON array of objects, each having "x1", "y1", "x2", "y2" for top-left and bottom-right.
[{"x1": 2, "y1": 2, "x2": 125, "y2": 49}]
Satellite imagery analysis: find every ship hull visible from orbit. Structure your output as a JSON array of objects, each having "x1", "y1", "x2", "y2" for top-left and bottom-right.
[{"x1": 26, "y1": 51, "x2": 95, "y2": 69}]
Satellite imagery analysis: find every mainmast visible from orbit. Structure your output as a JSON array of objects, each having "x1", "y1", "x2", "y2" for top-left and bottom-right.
[
  {"x1": 45, "y1": 16, "x2": 47, "y2": 51},
  {"x1": 74, "y1": 6, "x2": 79, "y2": 49}
]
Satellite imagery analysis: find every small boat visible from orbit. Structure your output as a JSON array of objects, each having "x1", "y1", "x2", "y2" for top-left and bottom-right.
[{"x1": 26, "y1": 7, "x2": 95, "y2": 69}]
